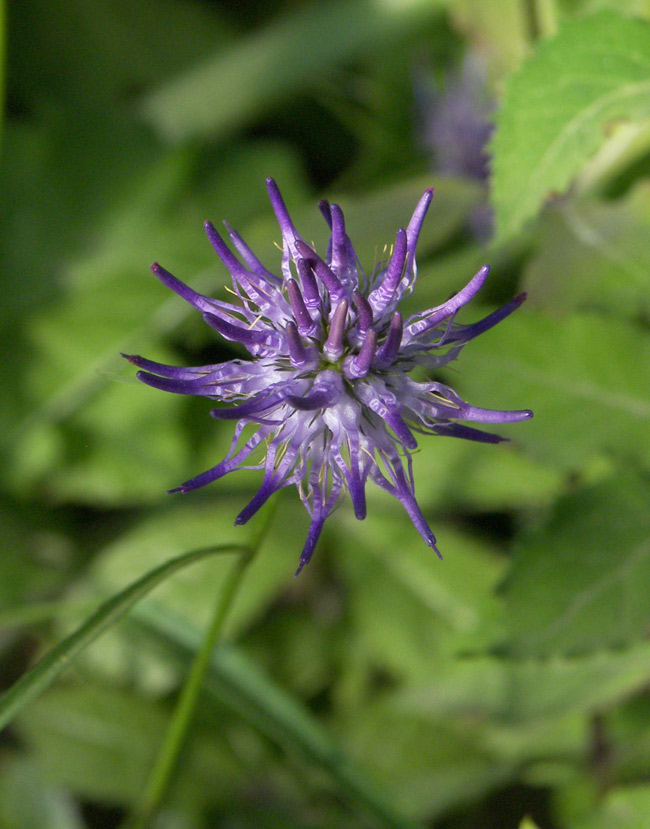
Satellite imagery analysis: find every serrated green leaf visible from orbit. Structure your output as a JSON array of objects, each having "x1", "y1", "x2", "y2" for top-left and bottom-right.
[
  {"x1": 492, "y1": 11, "x2": 650, "y2": 239},
  {"x1": 503, "y1": 470, "x2": 650, "y2": 656}
]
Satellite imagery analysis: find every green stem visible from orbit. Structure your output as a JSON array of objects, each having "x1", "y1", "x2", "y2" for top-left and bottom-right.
[{"x1": 125, "y1": 505, "x2": 274, "y2": 828}]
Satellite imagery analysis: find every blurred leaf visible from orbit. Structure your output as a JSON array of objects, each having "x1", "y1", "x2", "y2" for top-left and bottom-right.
[
  {"x1": 523, "y1": 187, "x2": 650, "y2": 318},
  {"x1": 0, "y1": 542, "x2": 245, "y2": 732},
  {"x1": 137, "y1": 602, "x2": 422, "y2": 829},
  {"x1": 492, "y1": 11, "x2": 650, "y2": 240},
  {"x1": 141, "y1": 0, "x2": 447, "y2": 142},
  {"x1": 406, "y1": 434, "x2": 563, "y2": 513},
  {"x1": 0, "y1": 496, "x2": 76, "y2": 611},
  {"x1": 454, "y1": 310, "x2": 650, "y2": 470},
  {"x1": 337, "y1": 514, "x2": 507, "y2": 683},
  {"x1": 564, "y1": 0, "x2": 650, "y2": 16},
  {"x1": 0, "y1": 757, "x2": 83, "y2": 829},
  {"x1": 339, "y1": 703, "x2": 514, "y2": 819},
  {"x1": 63, "y1": 496, "x2": 301, "y2": 691},
  {"x1": 450, "y1": 0, "x2": 530, "y2": 78},
  {"x1": 9, "y1": 0, "x2": 229, "y2": 112},
  {"x1": 0, "y1": 0, "x2": 5, "y2": 152},
  {"x1": 400, "y1": 639, "x2": 650, "y2": 724},
  {"x1": 5, "y1": 141, "x2": 305, "y2": 501},
  {"x1": 15, "y1": 679, "x2": 241, "y2": 809},
  {"x1": 575, "y1": 785, "x2": 650, "y2": 829},
  {"x1": 503, "y1": 470, "x2": 650, "y2": 656}
]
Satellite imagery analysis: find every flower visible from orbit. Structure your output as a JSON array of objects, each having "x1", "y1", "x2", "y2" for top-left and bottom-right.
[{"x1": 124, "y1": 179, "x2": 532, "y2": 574}]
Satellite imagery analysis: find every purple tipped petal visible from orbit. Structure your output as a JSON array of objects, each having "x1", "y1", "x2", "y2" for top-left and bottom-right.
[
  {"x1": 295, "y1": 240, "x2": 344, "y2": 299},
  {"x1": 399, "y1": 491, "x2": 442, "y2": 558},
  {"x1": 343, "y1": 328, "x2": 377, "y2": 380},
  {"x1": 385, "y1": 409, "x2": 417, "y2": 450},
  {"x1": 266, "y1": 177, "x2": 301, "y2": 247},
  {"x1": 287, "y1": 278, "x2": 316, "y2": 335},
  {"x1": 210, "y1": 389, "x2": 286, "y2": 420},
  {"x1": 296, "y1": 258, "x2": 321, "y2": 310},
  {"x1": 375, "y1": 312, "x2": 403, "y2": 367},
  {"x1": 323, "y1": 299, "x2": 349, "y2": 361},
  {"x1": 123, "y1": 354, "x2": 219, "y2": 380},
  {"x1": 318, "y1": 199, "x2": 332, "y2": 226},
  {"x1": 447, "y1": 292, "x2": 527, "y2": 344},
  {"x1": 295, "y1": 514, "x2": 326, "y2": 576},
  {"x1": 203, "y1": 312, "x2": 278, "y2": 350},
  {"x1": 368, "y1": 228, "x2": 407, "y2": 314},
  {"x1": 236, "y1": 476, "x2": 286, "y2": 525},
  {"x1": 406, "y1": 265, "x2": 490, "y2": 339},
  {"x1": 151, "y1": 263, "x2": 237, "y2": 316},
  {"x1": 406, "y1": 188, "x2": 434, "y2": 254},
  {"x1": 460, "y1": 406, "x2": 534, "y2": 423},
  {"x1": 169, "y1": 427, "x2": 264, "y2": 493},
  {"x1": 136, "y1": 370, "x2": 223, "y2": 396},
  {"x1": 223, "y1": 221, "x2": 281, "y2": 285},
  {"x1": 295, "y1": 476, "x2": 342, "y2": 575},
  {"x1": 285, "y1": 321, "x2": 310, "y2": 367},
  {"x1": 352, "y1": 291, "x2": 373, "y2": 335},
  {"x1": 329, "y1": 203, "x2": 348, "y2": 275},
  {"x1": 433, "y1": 423, "x2": 506, "y2": 443},
  {"x1": 204, "y1": 221, "x2": 251, "y2": 279}
]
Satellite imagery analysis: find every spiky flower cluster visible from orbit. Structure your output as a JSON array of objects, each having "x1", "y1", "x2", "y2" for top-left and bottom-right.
[{"x1": 124, "y1": 179, "x2": 531, "y2": 574}]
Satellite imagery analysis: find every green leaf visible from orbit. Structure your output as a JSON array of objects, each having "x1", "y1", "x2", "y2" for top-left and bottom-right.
[
  {"x1": 336, "y1": 701, "x2": 514, "y2": 820},
  {"x1": 575, "y1": 785, "x2": 650, "y2": 829},
  {"x1": 136, "y1": 602, "x2": 422, "y2": 829},
  {"x1": 10, "y1": 0, "x2": 231, "y2": 113},
  {"x1": 337, "y1": 514, "x2": 507, "y2": 682},
  {"x1": 503, "y1": 470, "x2": 650, "y2": 656},
  {"x1": 401, "y1": 640, "x2": 650, "y2": 724},
  {"x1": 141, "y1": 0, "x2": 447, "y2": 142},
  {"x1": 3, "y1": 140, "x2": 305, "y2": 501},
  {"x1": 454, "y1": 310, "x2": 650, "y2": 470},
  {"x1": 0, "y1": 543, "x2": 245, "y2": 732},
  {"x1": 55, "y1": 497, "x2": 303, "y2": 693},
  {"x1": 523, "y1": 187, "x2": 650, "y2": 318},
  {"x1": 0, "y1": 757, "x2": 83, "y2": 829},
  {"x1": 492, "y1": 11, "x2": 650, "y2": 240},
  {"x1": 14, "y1": 679, "x2": 242, "y2": 809}
]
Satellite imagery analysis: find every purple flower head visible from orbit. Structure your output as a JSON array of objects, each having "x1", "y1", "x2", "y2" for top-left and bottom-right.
[{"x1": 124, "y1": 179, "x2": 532, "y2": 574}]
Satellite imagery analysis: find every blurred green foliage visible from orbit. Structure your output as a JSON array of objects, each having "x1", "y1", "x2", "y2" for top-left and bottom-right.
[{"x1": 1, "y1": 0, "x2": 650, "y2": 826}]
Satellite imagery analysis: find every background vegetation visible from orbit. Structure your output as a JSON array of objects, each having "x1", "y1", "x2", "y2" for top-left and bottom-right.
[{"x1": 1, "y1": 0, "x2": 650, "y2": 826}]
